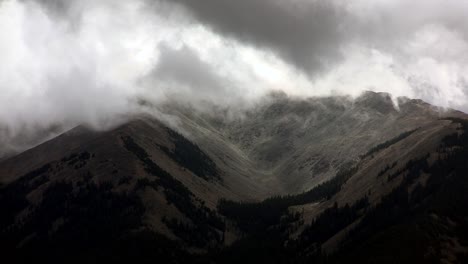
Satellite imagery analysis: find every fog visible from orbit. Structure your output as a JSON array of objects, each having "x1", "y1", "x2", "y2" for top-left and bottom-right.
[{"x1": 1, "y1": 0, "x2": 468, "y2": 156}]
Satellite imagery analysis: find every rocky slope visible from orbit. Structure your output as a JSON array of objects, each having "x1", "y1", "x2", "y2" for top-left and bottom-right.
[
  {"x1": 1, "y1": 91, "x2": 467, "y2": 263},
  {"x1": 168, "y1": 91, "x2": 463, "y2": 194}
]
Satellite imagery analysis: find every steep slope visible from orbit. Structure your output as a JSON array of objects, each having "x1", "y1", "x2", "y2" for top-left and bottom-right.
[
  {"x1": 213, "y1": 118, "x2": 468, "y2": 263},
  {"x1": 1, "y1": 91, "x2": 467, "y2": 263},
  {"x1": 305, "y1": 118, "x2": 468, "y2": 263},
  {"x1": 168, "y1": 91, "x2": 463, "y2": 194},
  {"x1": 0, "y1": 117, "x2": 256, "y2": 262}
]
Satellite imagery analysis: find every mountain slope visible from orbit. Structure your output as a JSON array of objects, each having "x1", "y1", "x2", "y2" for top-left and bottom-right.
[
  {"x1": 169, "y1": 91, "x2": 464, "y2": 194},
  {"x1": 212, "y1": 118, "x2": 468, "y2": 263},
  {"x1": 0, "y1": 117, "x2": 236, "y2": 262},
  {"x1": 1, "y1": 91, "x2": 468, "y2": 263}
]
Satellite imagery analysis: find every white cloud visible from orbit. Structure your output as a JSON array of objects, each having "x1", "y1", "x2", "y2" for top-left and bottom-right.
[{"x1": 1, "y1": 0, "x2": 468, "y2": 156}]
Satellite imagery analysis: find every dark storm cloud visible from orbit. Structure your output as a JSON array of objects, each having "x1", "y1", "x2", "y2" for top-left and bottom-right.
[
  {"x1": 140, "y1": 43, "x2": 255, "y2": 110},
  {"x1": 154, "y1": 44, "x2": 229, "y2": 97},
  {"x1": 165, "y1": 0, "x2": 468, "y2": 110},
  {"x1": 166, "y1": 0, "x2": 349, "y2": 75},
  {"x1": 163, "y1": 0, "x2": 468, "y2": 75}
]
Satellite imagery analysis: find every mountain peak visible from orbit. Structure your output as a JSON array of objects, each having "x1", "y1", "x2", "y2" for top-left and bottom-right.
[{"x1": 354, "y1": 91, "x2": 397, "y2": 114}]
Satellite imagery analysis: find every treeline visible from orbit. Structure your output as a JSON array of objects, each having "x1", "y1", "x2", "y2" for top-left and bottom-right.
[
  {"x1": 0, "y1": 175, "x2": 191, "y2": 263},
  {"x1": 215, "y1": 119, "x2": 468, "y2": 263},
  {"x1": 158, "y1": 128, "x2": 220, "y2": 181},
  {"x1": 218, "y1": 197, "x2": 300, "y2": 236},
  {"x1": 293, "y1": 164, "x2": 359, "y2": 203},
  {"x1": 214, "y1": 164, "x2": 362, "y2": 263},
  {"x1": 361, "y1": 129, "x2": 418, "y2": 159},
  {"x1": 217, "y1": 164, "x2": 359, "y2": 234},
  {"x1": 0, "y1": 163, "x2": 52, "y2": 231},
  {"x1": 327, "y1": 118, "x2": 468, "y2": 263},
  {"x1": 386, "y1": 154, "x2": 429, "y2": 182},
  {"x1": 377, "y1": 161, "x2": 397, "y2": 177},
  {"x1": 122, "y1": 135, "x2": 224, "y2": 247},
  {"x1": 296, "y1": 196, "x2": 369, "y2": 252},
  {"x1": 214, "y1": 187, "x2": 369, "y2": 263}
]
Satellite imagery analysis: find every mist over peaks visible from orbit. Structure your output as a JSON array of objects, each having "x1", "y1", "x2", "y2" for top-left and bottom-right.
[{"x1": 1, "y1": 0, "x2": 468, "y2": 156}]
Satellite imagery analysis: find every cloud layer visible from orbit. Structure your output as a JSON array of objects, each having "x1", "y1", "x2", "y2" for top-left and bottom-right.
[
  {"x1": 166, "y1": 0, "x2": 349, "y2": 74},
  {"x1": 167, "y1": 0, "x2": 468, "y2": 105},
  {"x1": 1, "y1": 0, "x2": 468, "y2": 155}
]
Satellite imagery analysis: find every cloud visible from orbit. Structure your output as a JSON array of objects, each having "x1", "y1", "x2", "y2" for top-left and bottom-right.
[
  {"x1": 150, "y1": 44, "x2": 234, "y2": 101},
  {"x1": 0, "y1": 0, "x2": 161, "y2": 126},
  {"x1": 166, "y1": 0, "x2": 468, "y2": 109},
  {"x1": 0, "y1": 0, "x2": 160, "y2": 155},
  {"x1": 1, "y1": 0, "x2": 468, "y2": 156},
  {"x1": 165, "y1": 0, "x2": 349, "y2": 75}
]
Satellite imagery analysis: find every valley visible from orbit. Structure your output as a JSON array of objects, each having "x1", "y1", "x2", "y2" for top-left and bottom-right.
[{"x1": 1, "y1": 92, "x2": 468, "y2": 263}]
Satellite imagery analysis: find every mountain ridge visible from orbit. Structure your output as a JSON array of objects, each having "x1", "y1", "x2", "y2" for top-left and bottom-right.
[{"x1": 1, "y1": 91, "x2": 468, "y2": 263}]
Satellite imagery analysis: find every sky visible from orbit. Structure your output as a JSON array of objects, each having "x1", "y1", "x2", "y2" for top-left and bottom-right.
[{"x1": 1, "y1": 0, "x2": 468, "y2": 152}]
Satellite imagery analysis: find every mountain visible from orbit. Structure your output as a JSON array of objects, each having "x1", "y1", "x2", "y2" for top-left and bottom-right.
[{"x1": 1, "y1": 91, "x2": 468, "y2": 263}]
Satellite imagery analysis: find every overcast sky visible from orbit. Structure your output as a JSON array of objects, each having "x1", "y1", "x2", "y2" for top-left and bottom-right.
[{"x1": 1, "y1": 0, "x2": 468, "y2": 142}]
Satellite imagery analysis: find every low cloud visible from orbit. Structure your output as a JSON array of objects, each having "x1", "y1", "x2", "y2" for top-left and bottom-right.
[{"x1": 1, "y1": 0, "x2": 468, "y2": 156}]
